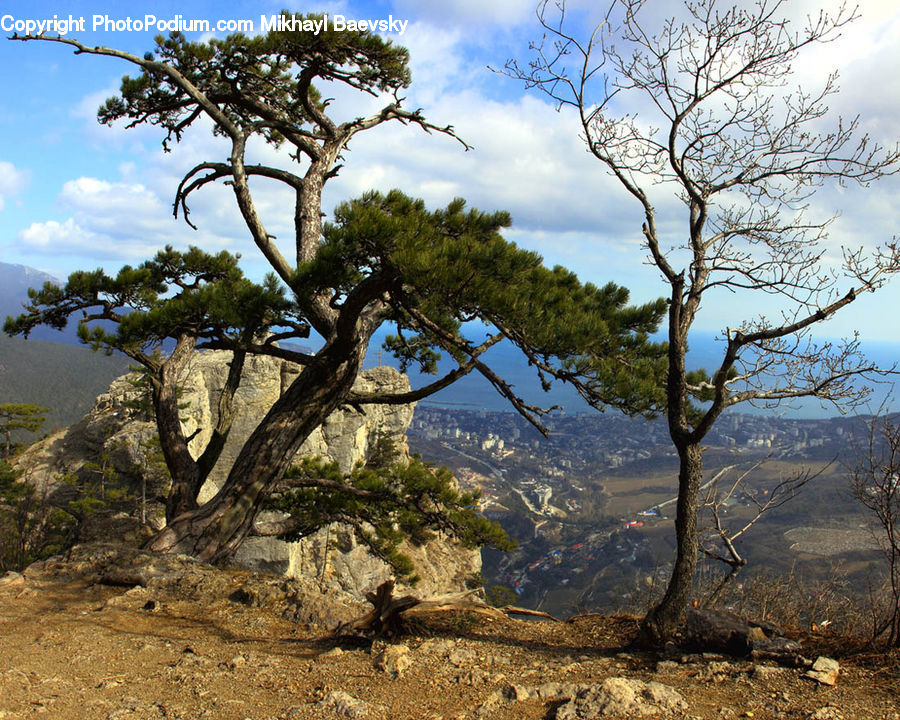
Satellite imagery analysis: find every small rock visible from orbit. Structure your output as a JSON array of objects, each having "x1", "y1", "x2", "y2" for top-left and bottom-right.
[
  {"x1": 475, "y1": 690, "x2": 504, "y2": 718},
  {"x1": 418, "y1": 639, "x2": 455, "y2": 654},
  {"x1": 752, "y1": 665, "x2": 791, "y2": 681},
  {"x1": 556, "y1": 677, "x2": 687, "y2": 719},
  {"x1": 454, "y1": 668, "x2": 490, "y2": 686},
  {"x1": 373, "y1": 644, "x2": 411, "y2": 678},
  {"x1": 532, "y1": 681, "x2": 567, "y2": 700},
  {"x1": 655, "y1": 660, "x2": 680, "y2": 673},
  {"x1": 448, "y1": 647, "x2": 475, "y2": 667},
  {"x1": 317, "y1": 690, "x2": 370, "y2": 718},
  {"x1": 808, "y1": 708, "x2": 844, "y2": 720},
  {"x1": 804, "y1": 657, "x2": 839, "y2": 686},
  {"x1": 502, "y1": 683, "x2": 530, "y2": 702},
  {"x1": 698, "y1": 661, "x2": 733, "y2": 680},
  {"x1": 226, "y1": 654, "x2": 247, "y2": 670}
]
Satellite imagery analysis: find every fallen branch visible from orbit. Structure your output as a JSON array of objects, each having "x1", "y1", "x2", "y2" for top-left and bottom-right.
[
  {"x1": 500, "y1": 605, "x2": 561, "y2": 622},
  {"x1": 336, "y1": 580, "x2": 420, "y2": 637}
]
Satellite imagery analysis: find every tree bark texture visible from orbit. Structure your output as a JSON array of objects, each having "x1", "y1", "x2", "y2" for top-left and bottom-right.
[
  {"x1": 154, "y1": 336, "x2": 203, "y2": 523},
  {"x1": 146, "y1": 339, "x2": 368, "y2": 562},
  {"x1": 640, "y1": 440, "x2": 704, "y2": 645}
]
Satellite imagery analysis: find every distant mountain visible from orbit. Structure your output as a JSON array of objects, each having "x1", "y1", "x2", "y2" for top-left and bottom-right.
[
  {"x1": 0, "y1": 262, "x2": 130, "y2": 435},
  {"x1": 0, "y1": 334, "x2": 130, "y2": 435},
  {"x1": 0, "y1": 261, "x2": 57, "y2": 299},
  {"x1": 0, "y1": 261, "x2": 84, "y2": 344},
  {"x1": 3, "y1": 262, "x2": 895, "y2": 425}
]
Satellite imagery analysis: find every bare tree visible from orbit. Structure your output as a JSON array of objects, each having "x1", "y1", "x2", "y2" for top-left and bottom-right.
[
  {"x1": 850, "y1": 413, "x2": 900, "y2": 646},
  {"x1": 507, "y1": 0, "x2": 900, "y2": 643},
  {"x1": 699, "y1": 456, "x2": 823, "y2": 606}
]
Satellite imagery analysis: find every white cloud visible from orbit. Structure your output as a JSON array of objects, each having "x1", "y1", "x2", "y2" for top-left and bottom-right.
[
  {"x1": 17, "y1": 175, "x2": 244, "y2": 266},
  {"x1": 72, "y1": 81, "x2": 165, "y2": 151},
  {"x1": 0, "y1": 161, "x2": 29, "y2": 210},
  {"x1": 400, "y1": 22, "x2": 465, "y2": 102},
  {"x1": 321, "y1": 89, "x2": 668, "y2": 246},
  {"x1": 13, "y1": 0, "x2": 898, "y2": 340}
]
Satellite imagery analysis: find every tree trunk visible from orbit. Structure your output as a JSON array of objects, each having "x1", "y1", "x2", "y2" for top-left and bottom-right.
[
  {"x1": 146, "y1": 339, "x2": 368, "y2": 562},
  {"x1": 153, "y1": 335, "x2": 203, "y2": 523},
  {"x1": 640, "y1": 440, "x2": 704, "y2": 645},
  {"x1": 153, "y1": 339, "x2": 245, "y2": 524}
]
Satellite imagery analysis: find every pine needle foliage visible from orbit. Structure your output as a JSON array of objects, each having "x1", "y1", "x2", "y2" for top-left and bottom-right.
[
  {"x1": 0, "y1": 403, "x2": 48, "y2": 461},
  {"x1": 301, "y1": 189, "x2": 668, "y2": 411},
  {"x1": 97, "y1": 14, "x2": 411, "y2": 151},
  {"x1": 269, "y1": 454, "x2": 513, "y2": 583},
  {"x1": 0, "y1": 461, "x2": 76, "y2": 572},
  {"x1": 4, "y1": 246, "x2": 298, "y2": 356}
]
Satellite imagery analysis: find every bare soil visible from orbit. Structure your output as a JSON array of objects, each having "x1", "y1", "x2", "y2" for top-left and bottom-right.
[{"x1": 1, "y1": 547, "x2": 898, "y2": 720}]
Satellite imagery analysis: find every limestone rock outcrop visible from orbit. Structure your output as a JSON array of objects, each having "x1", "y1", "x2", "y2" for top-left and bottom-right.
[{"x1": 16, "y1": 351, "x2": 480, "y2": 601}]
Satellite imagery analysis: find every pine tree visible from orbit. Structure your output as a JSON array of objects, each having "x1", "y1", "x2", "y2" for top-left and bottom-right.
[
  {"x1": 10, "y1": 18, "x2": 666, "y2": 563},
  {"x1": 0, "y1": 403, "x2": 48, "y2": 461},
  {"x1": 6, "y1": 247, "x2": 293, "y2": 522}
]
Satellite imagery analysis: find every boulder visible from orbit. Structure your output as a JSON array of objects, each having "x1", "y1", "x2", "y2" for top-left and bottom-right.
[
  {"x1": 684, "y1": 608, "x2": 801, "y2": 658},
  {"x1": 804, "y1": 656, "x2": 840, "y2": 686},
  {"x1": 555, "y1": 677, "x2": 688, "y2": 719},
  {"x1": 316, "y1": 690, "x2": 372, "y2": 718}
]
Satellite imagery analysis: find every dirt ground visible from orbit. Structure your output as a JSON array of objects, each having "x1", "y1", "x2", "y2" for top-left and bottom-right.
[{"x1": 1, "y1": 549, "x2": 899, "y2": 720}]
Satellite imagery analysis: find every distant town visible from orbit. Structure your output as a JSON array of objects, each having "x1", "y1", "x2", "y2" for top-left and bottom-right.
[{"x1": 407, "y1": 406, "x2": 870, "y2": 614}]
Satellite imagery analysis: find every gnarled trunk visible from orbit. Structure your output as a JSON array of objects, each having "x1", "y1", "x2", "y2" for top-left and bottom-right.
[
  {"x1": 152, "y1": 335, "x2": 203, "y2": 523},
  {"x1": 147, "y1": 340, "x2": 368, "y2": 562}
]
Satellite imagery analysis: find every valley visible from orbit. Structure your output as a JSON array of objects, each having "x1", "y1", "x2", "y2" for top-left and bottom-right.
[{"x1": 408, "y1": 406, "x2": 880, "y2": 621}]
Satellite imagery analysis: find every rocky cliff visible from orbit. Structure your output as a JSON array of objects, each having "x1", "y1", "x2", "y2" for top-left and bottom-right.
[{"x1": 16, "y1": 351, "x2": 480, "y2": 600}]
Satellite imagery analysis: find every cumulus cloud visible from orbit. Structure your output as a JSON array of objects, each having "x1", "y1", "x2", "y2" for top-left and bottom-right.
[
  {"x1": 13, "y1": 0, "x2": 898, "y2": 338},
  {"x1": 399, "y1": 22, "x2": 465, "y2": 103},
  {"x1": 0, "y1": 161, "x2": 29, "y2": 210},
  {"x1": 17, "y1": 176, "x2": 246, "y2": 266},
  {"x1": 322, "y1": 89, "x2": 671, "y2": 246}
]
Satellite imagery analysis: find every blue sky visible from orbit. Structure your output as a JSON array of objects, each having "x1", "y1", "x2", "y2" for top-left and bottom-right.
[{"x1": 1, "y1": 0, "x2": 899, "y2": 351}]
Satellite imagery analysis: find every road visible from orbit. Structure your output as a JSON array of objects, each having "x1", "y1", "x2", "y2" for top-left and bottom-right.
[{"x1": 439, "y1": 441, "x2": 505, "y2": 478}]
